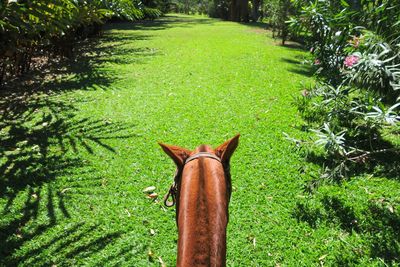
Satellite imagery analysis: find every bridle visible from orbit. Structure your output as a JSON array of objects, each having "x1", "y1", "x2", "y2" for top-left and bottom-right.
[{"x1": 163, "y1": 152, "x2": 223, "y2": 207}]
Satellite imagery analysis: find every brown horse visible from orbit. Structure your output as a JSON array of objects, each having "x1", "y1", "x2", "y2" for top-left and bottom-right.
[{"x1": 159, "y1": 134, "x2": 239, "y2": 267}]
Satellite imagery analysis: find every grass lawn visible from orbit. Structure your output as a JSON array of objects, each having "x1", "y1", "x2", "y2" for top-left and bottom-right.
[{"x1": 1, "y1": 14, "x2": 399, "y2": 266}]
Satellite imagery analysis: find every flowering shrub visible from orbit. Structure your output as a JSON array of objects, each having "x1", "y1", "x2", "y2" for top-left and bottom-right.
[
  {"x1": 288, "y1": 0, "x2": 400, "y2": 181},
  {"x1": 344, "y1": 55, "x2": 359, "y2": 68}
]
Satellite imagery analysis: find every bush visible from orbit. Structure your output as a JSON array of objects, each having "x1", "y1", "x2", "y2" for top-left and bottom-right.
[
  {"x1": 0, "y1": 0, "x2": 161, "y2": 84},
  {"x1": 264, "y1": 0, "x2": 293, "y2": 44},
  {"x1": 287, "y1": 0, "x2": 400, "y2": 182}
]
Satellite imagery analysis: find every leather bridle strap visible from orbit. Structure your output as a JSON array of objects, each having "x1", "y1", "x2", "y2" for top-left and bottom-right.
[
  {"x1": 164, "y1": 183, "x2": 177, "y2": 207},
  {"x1": 163, "y1": 152, "x2": 222, "y2": 207},
  {"x1": 185, "y1": 152, "x2": 221, "y2": 164}
]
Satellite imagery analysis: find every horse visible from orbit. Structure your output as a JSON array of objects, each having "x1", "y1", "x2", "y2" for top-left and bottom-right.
[{"x1": 159, "y1": 134, "x2": 239, "y2": 267}]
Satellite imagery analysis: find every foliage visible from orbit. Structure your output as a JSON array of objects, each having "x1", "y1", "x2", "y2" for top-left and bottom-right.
[
  {"x1": 288, "y1": 0, "x2": 400, "y2": 181},
  {"x1": 171, "y1": 0, "x2": 293, "y2": 27},
  {"x1": 0, "y1": 0, "x2": 161, "y2": 84},
  {"x1": 264, "y1": 0, "x2": 293, "y2": 43},
  {"x1": 143, "y1": 7, "x2": 164, "y2": 19},
  {"x1": 204, "y1": 0, "x2": 249, "y2": 21},
  {"x1": 166, "y1": 0, "x2": 210, "y2": 15},
  {"x1": 208, "y1": 0, "x2": 230, "y2": 19}
]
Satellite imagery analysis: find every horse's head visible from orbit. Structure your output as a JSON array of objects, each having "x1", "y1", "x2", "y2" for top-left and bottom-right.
[
  {"x1": 159, "y1": 135, "x2": 239, "y2": 266},
  {"x1": 159, "y1": 134, "x2": 239, "y2": 209}
]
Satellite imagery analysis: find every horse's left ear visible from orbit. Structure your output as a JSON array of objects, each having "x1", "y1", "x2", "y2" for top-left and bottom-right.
[
  {"x1": 215, "y1": 134, "x2": 240, "y2": 163},
  {"x1": 159, "y1": 143, "x2": 191, "y2": 168}
]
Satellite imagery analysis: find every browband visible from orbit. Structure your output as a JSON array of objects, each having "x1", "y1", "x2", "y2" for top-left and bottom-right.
[
  {"x1": 164, "y1": 152, "x2": 222, "y2": 207},
  {"x1": 185, "y1": 152, "x2": 221, "y2": 164}
]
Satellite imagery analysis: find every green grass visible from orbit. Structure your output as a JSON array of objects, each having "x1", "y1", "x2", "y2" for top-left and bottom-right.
[{"x1": 1, "y1": 14, "x2": 399, "y2": 266}]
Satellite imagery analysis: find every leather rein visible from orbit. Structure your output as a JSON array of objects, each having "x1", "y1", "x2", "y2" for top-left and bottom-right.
[{"x1": 163, "y1": 152, "x2": 222, "y2": 207}]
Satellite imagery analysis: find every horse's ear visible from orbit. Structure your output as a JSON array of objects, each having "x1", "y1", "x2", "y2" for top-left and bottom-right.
[
  {"x1": 159, "y1": 143, "x2": 191, "y2": 168},
  {"x1": 215, "y1": 134, "x2": 240, "y2": 163}
]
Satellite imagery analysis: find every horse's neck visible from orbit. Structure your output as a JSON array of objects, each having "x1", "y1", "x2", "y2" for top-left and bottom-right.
[{"x1": 176, "y1": 159, "x2": 228, "y2": 267}]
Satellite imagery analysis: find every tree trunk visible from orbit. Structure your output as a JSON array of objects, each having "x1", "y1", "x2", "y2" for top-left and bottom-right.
[
  {"x1": 280, "y1": 0, "x2": 289, "y2": 45},
  {"x1": 229, "y1": 0, "x2": 239, "y2": 21},
  {"x1": 230, "y1": 0, "x2": 249, "y2": 22},
  {"x1": 184, "y1": 0, "x2": 189, "y2": 14},
  {"x1": 240, "y1": 0, "x2": 249, "y2": 22},
  {"x1": 251, "y1": 0, "x2": 261, "y2": 22}
]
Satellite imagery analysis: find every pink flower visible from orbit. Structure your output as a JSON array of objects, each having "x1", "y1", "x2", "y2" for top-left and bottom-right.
[
  {"x1": 314, "y1": 59, "x2": 321, "y2": 65},
  {"x1": 344, "y1": 55, "x2": 359, "y2": 68},
  {"x1": 302, "y1": 89, "x2": 309, "y2": 97}
]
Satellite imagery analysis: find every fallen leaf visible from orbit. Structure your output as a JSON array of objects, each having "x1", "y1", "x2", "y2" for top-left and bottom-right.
[
  {"x1": 125, "y1": 209, "x2": 131, "y2": 217},
  {"x1": 147, "y1": 193, "x2": 158, "y2": 199},
  {"x1": 143, "y1": 186, "x2": 156, "y2": 193},
  {"x1": 319, "y1": 254, "x2": 328, "y2": 261},
  {"x1": 158, "y1": 256, "x2": 166, "y2": 267},
  {"x1": 388, "y1": 205, "x2": 394, "y2": 213},
  {"x1": 60, "y1": 188, "x2": 72, "y2": 194}
]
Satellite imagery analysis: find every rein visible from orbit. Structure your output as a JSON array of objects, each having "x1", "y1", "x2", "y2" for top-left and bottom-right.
[{"x1": 163, "y1": 152, "x2": 222, "y2": 207}]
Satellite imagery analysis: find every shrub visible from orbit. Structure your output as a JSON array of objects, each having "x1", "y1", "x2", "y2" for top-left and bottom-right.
[
  {"x1": 287, "y1": 0, "x2": 400, "y2": 182},
  {"x1": 0, "y1": 0, "x2": 161, "y2": 84}
]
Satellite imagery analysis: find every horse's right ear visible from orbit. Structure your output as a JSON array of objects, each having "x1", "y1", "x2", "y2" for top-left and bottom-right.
[
  {"x1": 159, "y1": 143, "x2": 191, "y2": 168},
  {"x1": 215, "y1": 134, "x2": 240, "y2": 164}
]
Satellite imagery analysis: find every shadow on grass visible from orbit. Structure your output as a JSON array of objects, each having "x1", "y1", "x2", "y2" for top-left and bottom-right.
[
  {"x1": 240, "y1": 21, "x2": 268, "y2": 29},
  {"x1": 293, "y1": 195, "x2": 400, "y2": 265},
  {"x1": 0, "y1": 30, "x2": 152, "y2": 265},
  {"x1": 280, "y1": 57, "x2": 314, "y2": 78},
  {"x1": 291, "y1": 103, "x2": 400, "y2": 264},
  {"x1": 302, "y1": 140, "x2": 400, "y2": 182},
  {"x1": 239, "y1": 21, "x2": 308, "y2": 51},
  {"x1": 105, "y1": 14, "x2": 216, "y2": 32},
  {"x1": 281, "y1": 42, "x2": 306, "y2": 50}
]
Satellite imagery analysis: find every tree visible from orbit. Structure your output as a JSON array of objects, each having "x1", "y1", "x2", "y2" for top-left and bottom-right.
[
  {"x1": 0, "y1": 0, "x2": 162, "y2": 84},
  {"x1": 265, "y1": 0, "x2": 292, "y2": 44},
  {"x1": 229, "y1": 0, "x2": 249, "y2": 22},
  {"x1": 251, "y1": 0, "x2": 262, "y2": 22}
]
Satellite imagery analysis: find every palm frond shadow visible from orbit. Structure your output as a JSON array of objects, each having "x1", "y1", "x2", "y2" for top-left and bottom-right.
[
  {"x1": 0, "y1": 97, "x2": 137, "y2": 263},
  {"x1": 0, "y1": 29, "x2": 145, "y2": 265}
]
